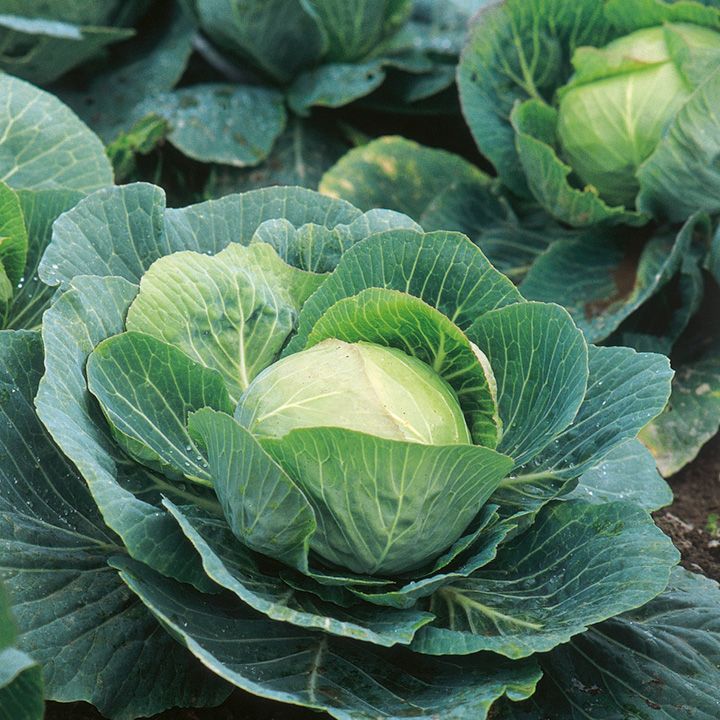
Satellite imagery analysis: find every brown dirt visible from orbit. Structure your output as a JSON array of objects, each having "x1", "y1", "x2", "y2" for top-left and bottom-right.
[{"x1": 654, "y1": 433, "x2": 720, "y2": 582}]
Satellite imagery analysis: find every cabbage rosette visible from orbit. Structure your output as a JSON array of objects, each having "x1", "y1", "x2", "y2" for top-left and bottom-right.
[
  {"x1": 186, "y1": 0, "x2": 476, "y2": 115},
  {"x1": 459, "y1": 0, "x2": 720, "y2": 225},
  {"x1": 25, "y1": 183, "x2": 681, "y2": 718}
]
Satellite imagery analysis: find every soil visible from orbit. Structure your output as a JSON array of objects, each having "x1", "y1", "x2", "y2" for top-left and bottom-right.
[
  {"x1": 654, "y1": 432, "x2": 720, "y2": 582},
  {"x1": 45, "y1": 434, "x2": 720, "y2": 720}
]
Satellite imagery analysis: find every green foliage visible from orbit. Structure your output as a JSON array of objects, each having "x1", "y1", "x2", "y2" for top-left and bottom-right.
[
  {"x1": 13, "y1": 181, "x2": 685, "y2": 719},
  {"x1": 1, "y1": 4, "x2": 719, "y2": 719}
]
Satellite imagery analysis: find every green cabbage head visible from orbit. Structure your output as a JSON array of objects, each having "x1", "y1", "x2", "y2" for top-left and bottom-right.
[
  {"x1": 557, "y1": 23, "x2": 720, "y2": 207},
  {"x1": 458, "y1": 0, "x2": 720, "y2": 225}
]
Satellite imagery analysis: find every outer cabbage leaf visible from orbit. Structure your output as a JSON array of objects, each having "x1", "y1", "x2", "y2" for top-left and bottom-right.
[
  {"x1": 132, "y1": 84, "x2": 286, "y2": 167},
  {"x1": 510, "y1": 99, "x2": 647, "y2": 227},
  {"x1": 568, "y1": 438, "x2": 672, "y2": 511},
  {"x1": 114, "y1": 556, "x2": 542, "y2": 720},
  {"x1": 0, "y1": 73, "x2": 112, "y2": 193},
  {"x1": 320, "y1": 136, "x2": 491, "y2": 220},
  {"x1": 0, "y1": 330, "x2": 229, "y2": 719},
  {"x1": 288, "y1": 228, "x2": 522, "y2": 353},
  {"x1": 457, "y1": 0, "x2": 614, "y2": 196},
  {"x1": 496, "y1": 567, "x2": 720, "y2": 720},
  {"x1": 520, "y1": 213, "x2": 706, "y2": 342},
  {"x1": 39, "y1": 183, "x2": 364, "y2": 287},
  {"x1": 411, "y1": 500, "x2": 678, "y2": 658}
]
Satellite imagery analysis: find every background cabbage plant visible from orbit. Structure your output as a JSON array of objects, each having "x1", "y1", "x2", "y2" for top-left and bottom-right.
[{"x1": 0, "y1": 0, "x2": 155, "y2": 84}]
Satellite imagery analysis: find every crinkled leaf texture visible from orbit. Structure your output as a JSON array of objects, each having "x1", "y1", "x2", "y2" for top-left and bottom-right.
[
  {"x1": 496, "y1": 567, "x2": 720, "y2": 719},
  {"x1": 28, "y1": 180, "x2": 686, "y2": 719},
  {"x1": 114, "y1": 555, "x2": 542, "y2": 720},
  {"x1": 0, "y1": 74, "x2": 111, "y2": 330},
  {"x1": 0, "y1": 330, "x2": 230, "y2": 719},
  {"x1": 35, "y1": 183, "x2": 421, "y2": 587}
]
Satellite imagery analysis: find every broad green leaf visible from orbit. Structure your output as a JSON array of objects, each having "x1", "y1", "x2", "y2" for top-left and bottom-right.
[
  {"x1": 301, "y1": 0, "x2": 412, "y2": 61},
  {"x1": 288, "y1": 61, "x2": 386, "y2": 115},
  {"x1": 468, "y1": 302, "x2": 588, "y2": 465},
  {"x1": 188, "y1": 409, "x2": 316, "y2": 571},
  {"x1": 520, "y1": 345, "x2": 673, "y2": 479},
  {"x1": 164, "y1": 186, "x2": 362, "y2": 251},
  {"x1": 135, "y1": 84, "x2": 286, "y2": 167},
  {"x1": 641, "y1": 348, "x2": 720, "y2": 477},
  {"x1": 195, "y1": 0, "x2": 326, "y2": 82},
  {"x1": 288, "y1": 229, "x2": 522, "y2": 353},
  {"x1": 5, "y1": 189, "x2": 83, "y2": 330},
  {"x1": 520, "y1": 214, "x2": 704, "y2": 342},
  {"x1": 420, "y1": 183, "x2": 556, "y2": 283},
  {"x1": 36, "y1": 276, "x2": 220, "y2": 590},
  {"x1": 411, "y1": 501, "x2": 678, "y2": 658},
  {"x1": 162, "y1": 498, "x2": 434, "y2": 645},
  {"x1": 126, "y1": 243, "x2": 323, "y2": 402},
  {"x1": 252, "y1": 208, "x2": 420, "y2": 274},
  {"x1": 116, "y1": 556, "x2": 542, "y2": 720},
  {"x1": 0, "y1": 17, "x2": 134, "y2": 85},
  {"x1": 205, "y1": 117, "x2": 348, "y2": 195},
  {"x1": 62, "y1": 4, "x2": 195, "y2": 142},
  {"x1": 0, "y1": 73, "x2": 112, "y2": 192},
  {"x1": 0, "y1": 582, "x2": 42, "y2": 720},
  {"x1": 457, "y1": 0, "x2": 614, "y2": 196},
  {"x1": 350, "y1": 506, "x2": 514, "y2": 610},
  {"x1": 40, "y1": 183, "x2": 362, "y2": 287},
  {"x1": 0, "y1": 182, "x2": 26, "y2": 289},
  {"x1": 606, "y1": 0, "x2": 720, "y2": 35},
  {"x1": 40, "y1": 183, "x2": 167, "y2": 286},
  {"x1": 638, "y1": 65, "x2": 720, "y2": 221},
  {"x1": 511, "y1": 99, "x2": 647, "y2": 227},
  {"x1": 0, "y1": 330, "x2": 229, "y2": 719},
  {"x1": 568, "y1": 438, "x2": 672, "y2": 511},
  {"x1": 320, "y1": 136, "x2": 490, "y2": 220},
  {"x1": 87, "y1": 331, "x2": 233, "y2": 486},
  {"x1": 306, "y1": 287, "x2": 501, "y2": 446},
  {"x1": 497, "y1": 567, "x2": 720, "y2": 719},
  {"x1": 262, "y1": 427, "x2": 513, "y2": 575}
]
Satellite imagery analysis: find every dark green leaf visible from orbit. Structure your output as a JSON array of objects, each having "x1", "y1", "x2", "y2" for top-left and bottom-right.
[
  {"x1": 115, "y1": 556, "x2": 542, "y2": 720},
  {"x1": 411, "y1": 501, "x2": 678, "y2": 657}
]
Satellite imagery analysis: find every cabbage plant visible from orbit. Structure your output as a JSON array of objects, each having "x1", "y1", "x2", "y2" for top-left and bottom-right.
[
  {"x1": 0, "y1": 73, "x2": 113, "y2": 329},
  {"x1": 187, "y1": 0, "x2": 481, "y2": 116},
  {"x1": 0, "y1": 0, "x2": 154, "y2": 84},
  {"x1": 2, "y1": 181, "x2": 711, "y2": 718},
  {"x1": 458, "y1": 0, "x2": 720, "y2": 226}
]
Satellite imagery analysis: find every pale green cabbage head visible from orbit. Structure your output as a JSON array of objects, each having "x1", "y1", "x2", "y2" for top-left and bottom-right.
[{"x1": 557, "y1": 23, "x2": 720, "y2": 206}]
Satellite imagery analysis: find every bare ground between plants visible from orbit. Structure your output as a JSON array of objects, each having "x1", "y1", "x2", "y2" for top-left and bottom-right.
[
  {"x1": 46, "y1": 435, "x2": 720, "y2": 720},
  {"x1": 655, "y1": 433, "x2": 720, "y2": 582}
]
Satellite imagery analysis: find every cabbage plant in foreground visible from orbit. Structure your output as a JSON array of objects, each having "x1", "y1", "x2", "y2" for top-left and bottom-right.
[
  {"x1": 458, "y1": 0, "x2": 720, "y2": 227},
  {"x1": 4, "y1": 183, "x2": 719, "y2": 719}
]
